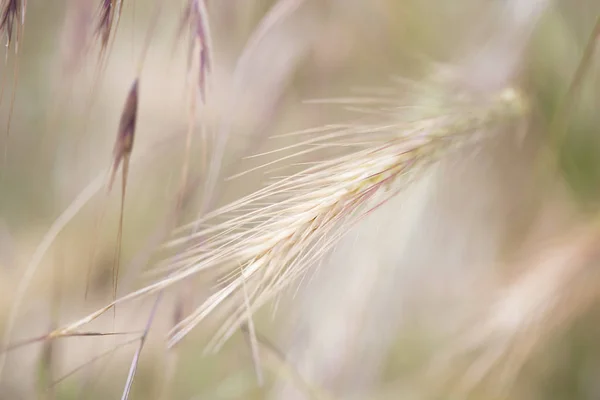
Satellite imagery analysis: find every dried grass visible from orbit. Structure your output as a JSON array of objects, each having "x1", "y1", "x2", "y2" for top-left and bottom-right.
[
  {"x1": 44, "y1": 82, "x2": 529, "y2": 357},
  {"x1": 5, "y1": 1, "x2": 600, "y2": 399}
]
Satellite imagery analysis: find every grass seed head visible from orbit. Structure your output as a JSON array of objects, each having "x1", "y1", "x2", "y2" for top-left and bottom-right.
[
  {"x1": 178, "y1": 0, "x2": 212, "y2": 101},
  {"x1": 45, "y1": 81, "x2": 530, "y2": 354},
  {"x1": 0, "y1": 0, "x2": 24, "y2": 51},
  {"x1": 95, "y1": 0, "x2": 123, "y2": 52},
  {"x1": 161, "y1": 83, "x2": 530, "y2": 350},
  {"x1": 109, "y1": 78, "x2": 138, "y2": 191},
  {"x1": 96, "y1": 0, "x2": 113, "y2": 48}
]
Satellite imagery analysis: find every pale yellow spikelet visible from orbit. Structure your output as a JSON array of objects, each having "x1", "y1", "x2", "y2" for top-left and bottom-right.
[
  {"x1": 47, "y1": 81, "x2": 529, "y2": 352},
  {"x1": 161, "y1": 83, "x2": 529, "y2": 351}
]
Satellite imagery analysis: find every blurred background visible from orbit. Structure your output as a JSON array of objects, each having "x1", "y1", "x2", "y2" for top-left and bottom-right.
[{"x1": 1, "y1": 0, "x2": 600, "y2": 399}]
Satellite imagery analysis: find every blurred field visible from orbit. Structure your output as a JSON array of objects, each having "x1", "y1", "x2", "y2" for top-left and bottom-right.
[{"x1": 1, "y1": 0, "x2": 600, "y2": 399}]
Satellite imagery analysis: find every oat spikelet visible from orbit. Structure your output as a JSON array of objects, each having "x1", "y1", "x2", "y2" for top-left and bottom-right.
[
  {"x1": 95, "y1": 0, "x2": 123, "y2": 54},
  {"x1": 179, "y1": 0, "x2": 213, "y2": 101},
  {"x1": 0, "y1": 0, "x2": 25, "y2": 169},
  {"x1": 47, "y1": 82, "x2": 528, "y2": 351},
  {"x1": 109, "y1": 78, "x2": 139, "y2": 303},
  {"x1": 0, "y1": 0, "x2": 25, "y2": 53},
  {"x1": 109, "y1": 79, "x2": 139, "y2": 191}
]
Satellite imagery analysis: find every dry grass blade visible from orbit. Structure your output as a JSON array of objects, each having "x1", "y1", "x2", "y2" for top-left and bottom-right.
[
  {"x1": 143, "y1": 2, "x2": 214, "y2": 395},
  {"x1": 241, "y1": 265, "x2": 264, "y2": 386},
  {"x1": 0, "y1": 127, "x2": 180, "y2": 383},
  {"x1": 536, "y1": 11, "x2": 600, "y2": 176},
  {"x1": 179, "y1": 0, "x2": 212, "y2": 102},
  {"x1": 2, "y1": 331, "x2": 139, "y2": 354},
  {"x1": 37, "y1": 335, "x2": 54, "y2": 400},
  {"x1": 240, "y1": 325, "x2": 335, "y2": 400},
  {"x1": 49, "y1": 337, "x2": 139, "y2": 388},
  {"x1": 175, "y1": 0, "x2": 212, "y2": 99},
  {"x1": 200, "y1": 0, "x2": 304, "y2": 219},
  {"x1": 36, "y1": 260, "x2": 62, "y2": 400},
  {"x1": 174, "y1": 0, "x2": 212, "y2": 208},
  {"x1": 550, "y1": 14, "x2": 600, "y2": 145},
  {"x1": 120, "y1": 292, "x2": 162, "y2": 400},
  {"x1": 0, "y1": 175, "x2": 106, "y2": 380}
]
